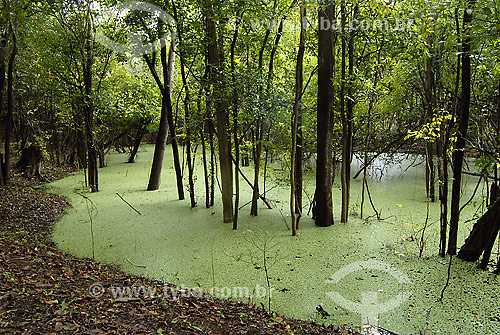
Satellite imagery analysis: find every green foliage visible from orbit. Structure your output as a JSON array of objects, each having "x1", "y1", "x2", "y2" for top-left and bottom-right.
[
  {"x1": 405, "y1": 112, "x2": 453, "y2": 143},
  {"x1": 3, "y1": 0, "x2": 500, "y2": 197}
]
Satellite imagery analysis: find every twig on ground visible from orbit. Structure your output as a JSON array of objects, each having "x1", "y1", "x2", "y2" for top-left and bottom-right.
[
  {"x1": 116, "y1": 193, "x2": 142, "y2": 215},
  {"x1": 126, "y1": 258, "x2": 147, "y2": 269}
]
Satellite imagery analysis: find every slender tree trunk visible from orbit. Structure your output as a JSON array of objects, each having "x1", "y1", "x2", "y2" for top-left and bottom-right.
[
  {"x1": 440, "y1": 145, "x2": 449, "y2": 256},
  {"x1": 83, "y1": 100, "x2": 98, "y2": 192},
  {"x1": 263, "y1": 142, "x2": 269, "y2": 201},
  {"x1": 425, "y1": 141, "x2": 435, "y2": 201},
  {"x1": 340, "y1": 0, "x2": 351, "y2": 223},
  {"x1": 360, "y1": 40, "x2": 383, "y2": 220},
  {"x1": 425, "y1": 33, "x2": 436, "y2": 202},
  {"x1": 291, "y1": 0, "x2": 306, "y2": 236},
  {"x1": 128, "y1": 124, "x2": 145, "y2": 163},
  {"x1": 250, "y1": 17, "x2": 275, "y2": 216},
  {"x1": 439, "y1": 8, "x2": 461, "y2": 257},
  {"x1": 185, "y1": 128, "x2": 196, "y2": 206},
  {"x1": 172, "y1": 1, "x2": 196, "y2": 207},
  {"x1": 202, "y1": 61, "x2": 216, "y2": 208},
  {"x1": 0, "y1": 30, "x2": 7, "y2": 186},
  {"x1": 4, "y1": 22, "x2": 17, "y2": 185},
  {"x1": 250, "y1": 125, "x2": 263, "y2": 215},
  {"x1": 164, "y1": 43, "x2": 184, "y2": 199},
  {"x1": 0, "y1": 151, "x2": 3, "y2": 186},
  {"x1": 314, "y1": 0, "x2": 335, "y2": 227},
  {"x1": 200, "y1": 97, "x2": 211, "y2": 208},
  {"x1": 146, "y1": 40, "x2": 175, "y2": 192},
  {"x1": 361, "y1": 103, "x2": 374, "y2": 219},
  {"x1": 250, "y1": 13, "x2": 285, "y2": 216},
  {"x1": 145, "y1": 37, "x2": 184, "y2": 199},
  {"x1": 76, "y1": 12, "x2": 99, "y2": 192},
  {"x1": 206, "y1": 3, "x2": 233, "y2": 223},
  {"x1": 448, "y1": 1, "x2": 475, "y2": 255},
  {"x1": 282, "y1": 10, "x2": 303, "y2": 214},
  {"x1": 168, "y1": 109, "x2": 185, "y2": 199},
  {"x1": 295, "y1": 113, "x2": 303, "y2": 214},
  {"x1": 439, "y1": 11, "x2": 460, "y2": 257},
  {"x1": 98, "y1": 145, "x2": 105, "y2": 168},
  {"x1": 231, "y1": 14, "x2": 242, "y2": 229},
  {"x1": 494, "y1": 77, "x2": 500, "y2": 192},
  {"x1": 209, "y1": 116, "x2": 215, "y2": 207},
  {"x1": 73, "y1": 110, "x2": 87, "y2": 172},
  {"x1": 437, "y1": 132, "x2": 449, "y2": 257},
  {"x1": 241, "y1": 130, "x2": 250, "y2": 166}
]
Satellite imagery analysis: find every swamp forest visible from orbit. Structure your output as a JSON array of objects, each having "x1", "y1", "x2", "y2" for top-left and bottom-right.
[{"x1": 1, "y1": 0, "x2": 500, "y2": 334}]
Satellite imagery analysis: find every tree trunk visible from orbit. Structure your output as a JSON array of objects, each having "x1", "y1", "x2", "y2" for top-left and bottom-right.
[
  {"x1": 341, "y1": 3, "x2": 357, "y2": 223},
  {"x1": 493, "y1": 77, "x2": 500, "y2": 206},
  {"x1": 250, "y1": 17, "x2": 274, "y2": 216},
  {"x1": 250, "y1": 125, "x2": 263, "y2": 216},
  {"x1": 361, "y1": 102, "x2": 373, "y2": 220},
  {"x1": 164, "y1": 48, "x2": 185, "y2": 200},
  {"x1": 206, "y1": 3, "x2": 233, "y2": 223},
  {"x1": 425, "y1": 142, "x2": 435, "y2": 202},
  {"x1": 231, "y1": 14, "x2": 242, "y2": 229},
  {"x1": 16, "y1": 145, "x2": 43, "y2": 178},
  {"x1": 73, "y1": 111, "x2": 87, "y2": 171},
  {"x1": 457, "y1": 197, "x2": 500, "y2": 264},
  {"x1": 185, "y1": 132, "x2": 196, "y2": 206},
  {"x1": 199, "y1": 73, "x2": 211, "y2": 209},
  {"x1": 209, "y1": 116, "x2": 215, "y2": 207},
  {"x1": 82, "y1": 23, "x2": 98, "y2": 193},
  {"x1": 4, "y1": 22, "x2": 17, "y2": 185},
  {"x1": 440, "y1": 8, "x2": 461, "y2": 257},
  {"x1": 168, "y1": 106, "x2": 185, "y2": 199},
  {"x1": 448, "y1": 1, "x2": 475, "y2": 255},
  {"x1": 424, "y1": 35, "x2": 436, "y2": 202},
  {"x1": 0, "y1": 29, "x2": 6, "y2": 186},
  {"x1": 128, "y1": 125, "x2": 145, "y2": 163},
  {"x1": 295, "y1": 113, "x2": 303, "y2": 215},
  {"x1": 291, "y1": 0, "x2": 306, "y2": 236},
  {"x1": 98, "y1": 145, "x2": 105, "y2": 168},
  {"x1": 172, "y1": 0, "x2": 196, "y2": 207},
  {"x1": 0, "y1": 153, "x2": 3, "y2": 186},
  {"x1": 263, "y1": 142, "x2": 269, "y2": 202},
  {"x1": 241, "y1": 134, "x2": 250, "y2": 166},
  {"x1": 201, "y1": 124, "x2": 210, "y2": 208},
  {"x1": 438, "y1": 136, "x2": 449, "y2": 257},
  {"x1": 314, "y1": 0, "x2": 335, "y2": 227},
  {"x1": 360, "y1": 40, "x2": 384, "y2": 220},
  {"x1": 146, "y1": 40, "x2": 175, "y2": 192}
]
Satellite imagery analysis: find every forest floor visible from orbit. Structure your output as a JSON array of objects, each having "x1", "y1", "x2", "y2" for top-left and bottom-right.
[{"x1": 0, "y1": 165, "x2": 359, "y2": 335}]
